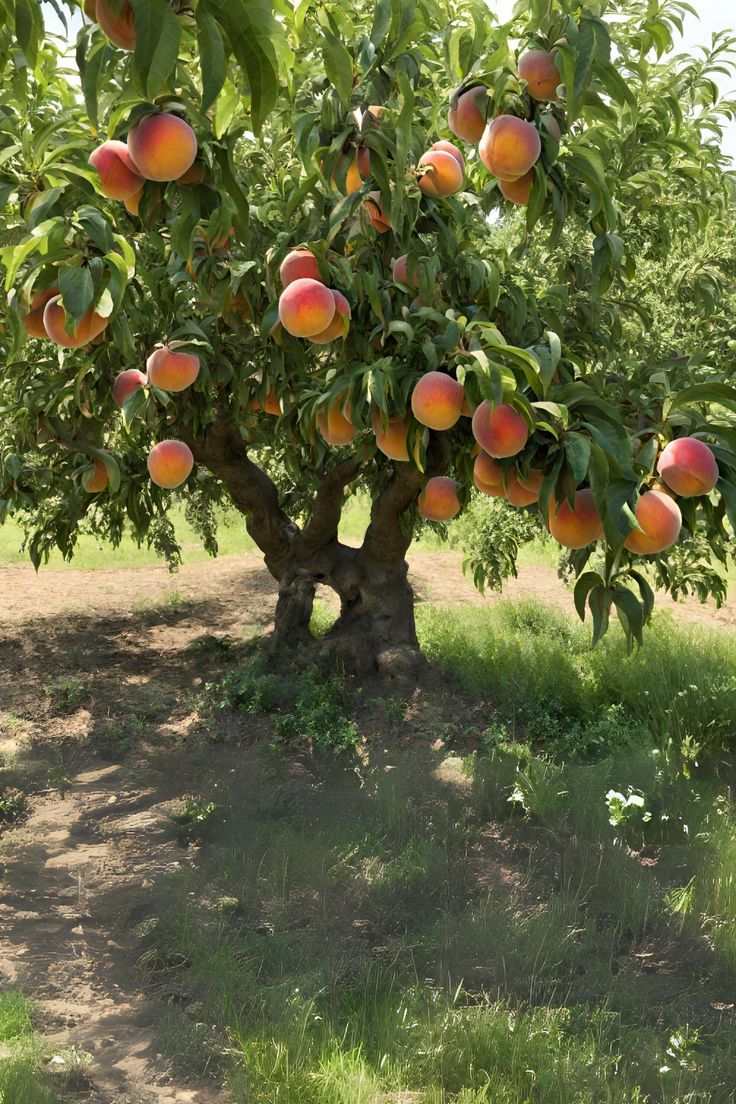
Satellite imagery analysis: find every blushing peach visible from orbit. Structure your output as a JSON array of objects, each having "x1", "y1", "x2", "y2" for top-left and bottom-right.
[
  {"x1": 519, "y1": 50, "x2": 560, "y2": 102},
  {"x1": 656, "y1": 437, "x2": 719, "y2": 497},
  {"x1": 112, "y1": 368, "x2": 146, "y2": 406},
  {"x1": 310, "y1": 290, "x2": 351, "y2": 344},
  {"x1": 83, "y1": 458, "x2": 109, "y2": 493},
  {"x1": 280, "y1": 249, "x2": 323, "y2": 287},
  {"x1": 411, "y1": 372, "x2": 464, "y2": 431},
  {"x1": 430, "y1": 140, "x2": 465, "y2": 172},
  {"x1": 371, "y1": 406, "x2": 409, "y2": 461},
  {"x1": 176, "y1": 162, "x2": 205, "y2": 185},
  {"x1": 22, "y1": 287, "x2": 58, "y2": 339},
  {"x1": 500, "y1": 171, "x2": 534, "y2": 206},
  {"x1": 124, "y1": 186, "x2": 144, "y2": 216},
  {"x1": 505, "y1": 467, "x2": 544, "y2": 506},
  {"x1": 418, "y1": 476, "x2": 461, "y2": 521},
  {"x1": 95, "y1": 0, "x2": 136, "y2": 49},
  {"x1": 89, "y1": 140, "x2": 144, "y2": 200},
  {"x1": 624, "y1": 490, "x2": 682, "y2": 555},
  {"x1": 364, "y1": 192, "x2": 391, "y2": 233},
  {"x1": 147, "y1": 440, "x2": 194, "y2": 489},
  {"x1": 43, "y1": 295, "x2": 109, "y2": 349},
  {"x1": 392, "y1": 254, "x2": 432, "y2": 289},
  {"x1": 479, "y1": 115, "x2": 541, "y2": 181},
  {"x1": 472, "y1": 401, "x2": 529, "y2": 458},
  {"x1": 146, "y1": 345, "x2": 200, "y2": 392},
  {"x1": 548, "y1": 488, "x2": 603, "y2": 548},
  {"x1": 128, "y1": 114, "x2": 198, "y2": 183},
  {"x1": 317, "y1": 398, "x2": 356, "y2": 447},
  {"x1": 278, "y1": 278, "x2": 336, "y2": 338},
  {"x1": 474, "y1": 452, "x2": 505, "y2": 497},
  {"x1": 263, "y1": 391, "x2": 282, "y2": 415},
  {"x1": 448, "y1": 85, "x2": 488, "y2": 144},
  {"x1": 418, "y1": 149, "x2": 464, "y2": 198}
]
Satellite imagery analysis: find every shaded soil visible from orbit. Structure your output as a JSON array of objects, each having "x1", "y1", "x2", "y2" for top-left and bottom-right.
[{"x1": 0, "y1": 550, "x2": 734, "y2": 1102}]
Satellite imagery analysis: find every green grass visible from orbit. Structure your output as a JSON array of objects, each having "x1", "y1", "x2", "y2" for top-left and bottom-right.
[{"x1": 0, "y1": 991, "x2": 74, "y2": 1103}]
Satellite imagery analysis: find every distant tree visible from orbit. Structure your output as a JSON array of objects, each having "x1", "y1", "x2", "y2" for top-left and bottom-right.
[{"x1": 1, "y1": 0, "x2": 735, "y2": 670}]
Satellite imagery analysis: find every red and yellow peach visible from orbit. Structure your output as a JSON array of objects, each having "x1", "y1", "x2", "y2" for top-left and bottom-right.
[
  {"x1": 472, "y1": 401, "x2": 529, "y2": 458},
  {"x1": 89, "y1": 140, "x2": 144, "y2": 200},
  {"x1": 418, "y1": 149, "x2": 464, "y2": 198},
  {"x1": 473, "y1": 452, "x2": 505, "y2": 497},
  {"x1": 479, "y1": 115, "x2": 541, "y2": 181},
  {"x1": 112, "y1": 368, "x2": 146, "y2": 406},
  {"x1": 310, "y1": 290, "x2": 351, "y2": 344},
  {"x1": 146, "y1": 346, "x2": 200, "y2": 392},
  {"x1": 371, "y1": 407, "x2": 409, "y2": 461},
  {"x1": 505, "y1": 467, "x2": 544, "y2": 506},
  {"x1": 43, "y1": 295, "x2": 109, "y2": 349},
  {"x1": 22, "y1": 287, "x2": 58, "y2": 339},
  {"x1": 128, "y1": 114, "x2": 198, "y2": 183},
  {"x1": 656, "y1": 437, "x2": 719, "y2": 497},
  {"x1": 411, "y1": 372, "x2": 464, "y2": 431},
  {"x1": 280, "y1": 249, "x2": 323, "y2": 287},
  {"x1": 83, "y1": 458, "x2": 109, "y2": 493},
  {"x1": 624, "y1": 490, "x2": 682, "y2": 555},
  {"x1": 147, "y1": 440, "x2": 194, "y2": 489},
  {"x1": 448, "y1": 85, "x2": 488, "y2": 144},
  {"x1": 317, "y1": 398, "x2": 356, "y2": 447},
  {"x1": 430, "y1": 140, "x2": 465, "y2": 172},
  {"x1": 95, "y1": 0, "x2": 136, "y2": 50},
  {"x1": 500, "y1": 171, "x2": 534, "y2": 206},
  {"x1": 418, "y1": 477, "x2": 461, "y2": 521},
  {"x1": 548, "y1": 489, "x2": 602, "y2": 548},
  {"x1": 518, "y1": 50, "x2": 560, "y2": 102},
  {"x1": 364, "y1": 192, "x2": 391, "y2": 233},
  {"x1": 278, "y1": 278, "x2": 337, "y2": 338}
]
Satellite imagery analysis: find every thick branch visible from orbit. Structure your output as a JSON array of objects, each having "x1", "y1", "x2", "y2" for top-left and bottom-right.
[
  {"x1": 299, "y1": 457, "x2": 361, "y2": 556},
  {"x1": 185, "y1": 413, "x2": 298, "y2": 580}
]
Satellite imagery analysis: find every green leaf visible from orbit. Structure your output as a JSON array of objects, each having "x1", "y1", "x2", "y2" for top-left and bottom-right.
[
  {"x1": 670, "y1": 382, "x2": 736, "y2": 413},
  {"x1": 204, "y1": 0, "x2": 280, "y2": 134},
  {"x1": 130, "y1": 0, "x2": 182, "y2": 101},
  {"x1": 322, "y1": 32, "x2": 353, "y2": 105},
  {"x1": 196, "y1": 7, "x2": 227, "y2": 112},
  {"x1": 15, "y1": 0, "x2": 43, "y2": 69},
  {"x1": 58, "y1": 266, "x2": 94, "y2": 323},
  {"x1": 574, "y1": 570, "x2": 606, "y2": 621},
  {"x1": 562, "y1": 431, "x2": 591, "y2": 484}
]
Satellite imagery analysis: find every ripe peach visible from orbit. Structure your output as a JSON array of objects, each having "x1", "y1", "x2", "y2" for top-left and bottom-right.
[
  {"x1": 146, "y1": 345, "x2": 200, "y2": 392},
  {"x1": 392, "y1": 254, "x2": 433, "y2": 289},
  {"x1": 411, "y1": 372, "x2": 464, "y2": 431},
  {"x1": 128, "y1": 114, "x2": 198, "y2": 183},
  {"x1": 505, "y1": 467, "x2": 544, "y2": 506},
  {"x1": 624, "y1": 490, "x2": 682, "y2": 555},
  {"x1": 479, "y1": 115, "x2": 541, "y2": 182},
  {"x1": 371, "y1": 406, "x2": 409, "y2": 461},
  {"x1": 548, "y1": 489, "x2": 602, "y2": 548},
  {"x1": 22, "y1": 287, "x2": 58, "y2": 339},
  {"x1": 448, "y1": 85, "x2": 488, "y2": 144},
  {"x1": 95, "y1": 0, "x2": 136, "y2": 50},
  {"x1": 112, "y1": 368, "x2": 146, "y2": 406},
  {"x1": 474, "y1": 452, "x2": 505, "y2": 497},
  {"x1": 124, "y1": 186, "x2": 144, "y2": 216},
  {"x1": 656, "y1": 437, "x2": 719, "y2": 497},
  {"x1": 317, "y1": 398, "x2": 356, "y2": 447},
  {"x1": 278, "y1": 278, "x2": 336, "y2": 338},
  {"x1": 430, "y1": 140, "x2": 465, "y2": 172},
  {"x1": 310, "y1": 290, "x2": 351, "y2": 344},
  {"x1": 418, "y1": 149, "x2": 464, "y2": 198},
  {"x1": 83, "y1": 458, "x2": 109, "y2": 493},
  {"x1": 263, "y1": 391, "x2": 282, "y2": 415},
  {"x1": 43, "y1": 295, "x2": 109, "y2": 349},
  {"x1": 418, "y1": 477, "x2": 460, "y2": 521},
  {"x1": 332, "y1": 148, "x2": 371, "y2": 193},
  {"x1": 89, "y1": 140, "x2": 144, "y2": 200},
  {"x1": 280, "y1": 249, "x2": 323, "y2": 287},
  {"x1": 519, "y1": 50, "x2": 560, "y2": 102},
  {"x1": 364, "y1": 192, "x2": 391, "y2": 233},
  {"x1": 176, "y1": 162, "x2": 205, "y2": 185},
  {"x1": 500, "y1": 171, "x2": 533, "y2": 206},
  {"x1": 147, "y1": 440, "x2": 194, "y2": 489},
  {"x1": 472, "y1": 401, "x2": 529, "y2": 458}
]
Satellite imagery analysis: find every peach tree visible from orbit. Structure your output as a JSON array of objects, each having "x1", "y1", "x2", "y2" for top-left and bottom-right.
[{"x1": 1, "y1": 0, "x2": 735, "y2": 671}]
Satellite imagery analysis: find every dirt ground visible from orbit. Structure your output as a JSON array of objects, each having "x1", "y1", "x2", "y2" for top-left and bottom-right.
[{"x1": 0, "y1": 551, "x2": 734, "y2": 1103}]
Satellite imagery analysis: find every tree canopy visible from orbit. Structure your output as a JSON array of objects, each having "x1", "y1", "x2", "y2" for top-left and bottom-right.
[{"x1": 1, "y1": 0, "x2": 735, "y2": 664}]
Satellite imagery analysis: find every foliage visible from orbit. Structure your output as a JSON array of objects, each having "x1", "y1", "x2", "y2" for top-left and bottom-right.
[{"x1": 0, "y1": 0, "x2": 735, "y2": 647}]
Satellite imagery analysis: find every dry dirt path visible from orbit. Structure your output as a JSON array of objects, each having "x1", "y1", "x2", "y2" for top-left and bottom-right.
[{"x1": 2, "y1": 549, "x2": 735, "y2": 632}]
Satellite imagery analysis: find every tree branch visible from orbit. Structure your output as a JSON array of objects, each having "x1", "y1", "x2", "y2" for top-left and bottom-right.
[
  {"x1": 299, "y1": 457, "x2": 361, "y2": 556},
  {"x1": 185, "y1": 412, "x2": 298, "y2": 580}
]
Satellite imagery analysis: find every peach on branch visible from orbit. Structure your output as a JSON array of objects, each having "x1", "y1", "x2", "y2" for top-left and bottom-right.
[
  {"x1": 656, "y1": 437, "x2": 719, "y2": 497},
  {"x1": 472, "y1": 401, "x2": 529, "y2": 458},
  {"x1": 519, "y1": 50, "x2": 560, "y2": 102},
  {"x1": 22, "y1": 287, "x2": 59, "y2": 339},
  {"x1": 147, "y1": 440, "x2": 194, "y2": 489},
  {"x1": 371, "y1": 406, "x2": 409, "y2": 461},
  {"x1": 430, "y1": 140, "x2": 465, "y2": 172},
  {"x1": 128, "y1": 114, "x2": 198, "y2": 183},
  {"x1": 418, "y1": 149, "x2": 464, "y2": 198},
  {"x1": 89, "y1": 140, "x2": 144, "y2": 200},
  {"x1": 473, "y1": 452, "x2": 505, "y2": 497},
  {"x1": 365, "y1": 192, "x2": 391, "y2": 233},
  {"x1": 83, "y1": 458, "x2": 109, "y2": 493},
  {"x1": 392, "y1": 254, "x2": 433, "y2": 289},
  {"x1": 280, "y1": 249, "x2": 323, "y2": 287},
  {"x1": 624, "y1": 490, "x2": 682, "y2": 555},
  {"x1": 95, "y1": 0, "x2": 136, "y2": 50},
  {"x1": 278, "y1": 278, "x2": 336, "y2": 338},
  {"x1": 124, "y1": 187, "x2": 144, "y2": 216},
  {"x1": 479, "y1": 116, "x2": 541, "y2": 181},
  {"x1": 146, "y1": 346, "x2": 200, "y2": 393},
  {"x1": 500, "y1": 171, "x2": 534, "y2": 206},
  {"x1": 418, "y1": 477, "x2": 461, "y2": 521},
  {"x1": 112, "y1": 368, "x2": 146, "y2": 406},
  {"x1": 505, "y1": 467, "x2": 544, "y2": 506},
  {"x1": 548, "y1": 488, "x2": 602, "y2": 548},
  {"x1": 411, "y1": 372, "x2": 464, "y2": 431},
  {"x1": 317, "y1": 398, "x2": 357, "y2": 447},
  {"x1": 176, "y1": 162, "x2": 205, "y2": 185},
  {"x1": 43, "y1": 295, "x2": 109, "y2": 349},
  {"x1": 448, "y1": 85, "x2": 488, "y2": 144},
  {"x1": 310, "y1": 290, "x2": 351, "y2": 344}
]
